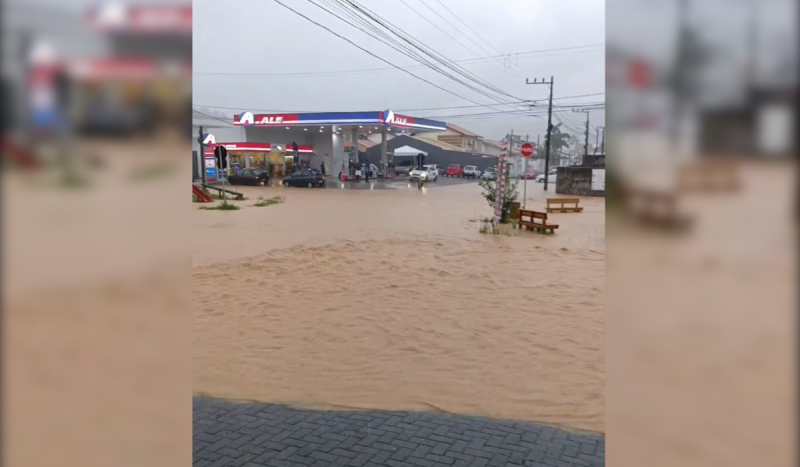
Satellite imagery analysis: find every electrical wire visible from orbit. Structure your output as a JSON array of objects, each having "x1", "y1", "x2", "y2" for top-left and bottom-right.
[
  {"x1": 432, "y1": 0, "x2": 505, "y2": 58},
  {"x1": 193, "y1": 43, "x2": 604, "y2": 77},
  {"x1": 303, "y1": 0, "x2": 522, "y2": 109},
  {"x1": 328, "y1": 0, "x2": 527, "y2": 108},
  {"x1": 413, "y1": 0, "x2": 508, "y2": 72},
  {"x1": 269, "y1": 0, "x2": 508, "y2": 110},
  {"x1": 192, "y1": 109, "x2": 235, "y2": 126}
]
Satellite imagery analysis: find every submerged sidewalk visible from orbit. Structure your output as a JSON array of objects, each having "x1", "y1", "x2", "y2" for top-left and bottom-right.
[{"x1": 193, "y1": 397, "x2": 604, "y2": 467}]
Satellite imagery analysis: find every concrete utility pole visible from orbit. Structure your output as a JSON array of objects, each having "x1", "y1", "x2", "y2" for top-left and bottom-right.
[
  {"x1": 594, "y1": 127, "x2": 600, "y2": 154},
  {"x1": 526, "y1": 76, "x2": 554, "y2": 190},
  {"x1": 600, "y1": 127, "x2": 605, "y2": 154},
  {"x1": 572, "y1": 108, "x2": 592, "y2": 165}
]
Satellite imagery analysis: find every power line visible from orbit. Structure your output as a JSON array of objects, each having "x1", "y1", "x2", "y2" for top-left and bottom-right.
[
  {"x1": 431, "y1": 0, "x2": 506, "y2": 63},
  {"x1": 412, "y1": 0, "x2": 507, "y2": 72},
  {"x1": 395, "y1": 0, "x2": 509, "y2": 75},
  {"x1": 192, "y1": 93, "x2": 604, "y2": 115},
  {"x1": 269, "y1": 0, "x2": 507, "y2": 110},
  {"x1": 193, "y1": 44, "x2": 604, "y2": 77},
  {"x1": 192, "y1": 109, "x2": 235, "y2": 127},
  {"x1": 302, "y1": 0, "x2": 521, "y2": 108},
  {"x1": 328, "y1": 0, "x2": 526, "y2": 107}
]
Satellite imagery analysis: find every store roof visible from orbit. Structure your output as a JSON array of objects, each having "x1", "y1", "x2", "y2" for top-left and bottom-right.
[{"x1": 445, "y1": 123, "x2": 480, "y2": 137}]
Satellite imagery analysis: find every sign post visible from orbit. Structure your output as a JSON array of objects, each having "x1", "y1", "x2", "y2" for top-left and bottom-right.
[
  {"x1": 520, "y1": 142, "x2": 534, "y2": 209},
  {"x1": 214, "y1": 145, "x2": 228, "y2": 203},
  {"x1": 494, "y1": 131, "x2": 512, "y2": 231}
]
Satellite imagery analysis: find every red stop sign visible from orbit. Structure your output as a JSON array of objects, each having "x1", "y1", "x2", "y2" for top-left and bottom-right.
[{"x1": 520, "y1": 142, "x2": 534, "y2": 158}]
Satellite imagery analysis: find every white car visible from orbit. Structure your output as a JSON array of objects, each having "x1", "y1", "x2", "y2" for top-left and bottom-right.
[
  {"x1": 409, "y1": 165, "x2": 438, "y2": 181},
  {"x1": 537, "y1": 169, "x2": 558, "y2": 184},
  {"x1": 481, "y1": 167, "x2": 497, "y2": 180},
  {"x1": 463, "y1": 165, "x2": 481, "y2": 178}
]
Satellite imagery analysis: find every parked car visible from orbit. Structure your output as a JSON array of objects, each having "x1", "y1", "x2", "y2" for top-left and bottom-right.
[
  {"x1": 228, "y1": 169, "x2": 270, "y2": 186},
  {"x1": 283, "y1": 170, "x2": 326, "y2": 188},
  {"x1": 463, "y1": 165, "x2": 481, "y2": 178},
  {"x1": 521, "y1": 171, "x2": 538, "y2": 180},
  {"x1": 445, "y1": 164, "x2": 463, "y2": 177},
  {"x1": 409, "y1": 165, "x2": 439, "y2": 181},
  {"x1": 537, "y1": 169, "x2": 558, "y2": 184},
  {"x1": 481, "y1": 167, "x2": 497, "y2": 180},
  {"x1": 394, "y1": 160, "x2": 414, "y2": 175}
]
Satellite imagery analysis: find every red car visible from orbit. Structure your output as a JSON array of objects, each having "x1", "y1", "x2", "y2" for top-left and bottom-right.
[
  {"x1": 445, "y1": 164, "x2": 463, "y2": 177},
  {"x1": 521, "y1": 172, "x2": 539, "y2": 180}
]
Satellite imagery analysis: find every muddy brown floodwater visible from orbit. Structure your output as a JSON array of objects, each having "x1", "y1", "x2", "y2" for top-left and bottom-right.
[{"x1": 193, "y1": 181, "x2": 605, "y2": 433}]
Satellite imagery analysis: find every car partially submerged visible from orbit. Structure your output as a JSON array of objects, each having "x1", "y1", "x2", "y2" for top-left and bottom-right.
[
  {"x1": 481, "y1": 167, "x2": 497, "y2": 180},
  {"x1": 445, "y1": 164, "x2": 463, "y2": 177},
  {"x1": 409, "y1": 165, "x2": 439, "y2": 181},
  {"x1": 282, "y1": 170, "x2": 325, "y2": 188},
  {"x1": 463, "y1": 165, "x2": 481, "y2": 178}
]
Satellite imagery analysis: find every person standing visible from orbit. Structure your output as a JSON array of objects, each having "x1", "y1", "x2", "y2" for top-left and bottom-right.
[
  {"x1": 364, "y1": 162, "x2": 370, "y2": 183},
  {"x1": 320, "y1": 161, "x2": 326, "y2": 177}
]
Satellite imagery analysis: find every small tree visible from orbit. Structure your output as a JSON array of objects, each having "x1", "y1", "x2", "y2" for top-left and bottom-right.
[{"x1": 479, "y1": 164, "x2": 519, "y2": 224}]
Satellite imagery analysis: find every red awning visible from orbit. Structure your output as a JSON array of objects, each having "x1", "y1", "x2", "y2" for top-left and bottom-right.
[
  {"x1": 87, "y1": 4, "x2": 192, "y2": 34},
  {"x1": 204, "y1": 143, "x2": 316, "y2": 156}
]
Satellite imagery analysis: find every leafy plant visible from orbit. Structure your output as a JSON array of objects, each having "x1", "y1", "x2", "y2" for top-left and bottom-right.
[
  {"x1": 478, "y1": 164, "x2": 519, "y2": 224},
  {"x1": 198, "y1": 203, "x2": 240, "y2": 211},
  {"x1": 253, "y1": 196, "x2": 284, "y2": 207},
  {"x1": 535, "y1": 123, "x2": 572, "y2": 157}
]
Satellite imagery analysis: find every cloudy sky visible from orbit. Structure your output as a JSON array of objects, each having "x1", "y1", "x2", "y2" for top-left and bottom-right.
[{"x1": 193, "y1": 0, "x2": 606, "y2": 141}]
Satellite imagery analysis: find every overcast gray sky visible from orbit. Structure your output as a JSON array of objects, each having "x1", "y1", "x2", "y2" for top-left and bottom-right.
[{"x1": 193, "y1": 0, "x2": 606, "y2": 141}]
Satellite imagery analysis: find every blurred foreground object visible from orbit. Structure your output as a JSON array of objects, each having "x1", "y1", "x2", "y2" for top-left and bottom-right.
[
  {"x1": 607, "y1": 0, "x2": 796, "y2": 466},
  {"x1": 2, "y1": 2, "x2": 192, "y2": 467}
]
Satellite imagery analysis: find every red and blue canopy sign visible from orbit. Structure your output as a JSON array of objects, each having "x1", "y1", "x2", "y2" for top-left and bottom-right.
[{"x1": 233, "y1": 110, "x2": 446, "y2": 132}]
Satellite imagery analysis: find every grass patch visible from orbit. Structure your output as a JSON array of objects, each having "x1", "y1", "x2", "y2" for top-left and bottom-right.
[
  {"x1": 198, "y1": 203, "x2": 240, "y2": 211},
  {"x1": 210, "y1": 193, "x2": 246, "y2": 201},
  {"x1": 479, "y1": 219, "x2": 496, "y2": 234},
  {"x1": 57, "y1": 171, "x2": 91, "y2": 189},
  {"x1": 253, "y1": 196, "x2": 284, "y2": 207},
  {"x1": 129, "y1": 163, "x2": 174, "y2": 181}
]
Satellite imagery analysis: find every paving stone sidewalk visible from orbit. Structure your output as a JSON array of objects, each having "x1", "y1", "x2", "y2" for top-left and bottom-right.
[{"x1": 194, "y1": 397, "x2": 604, "y2": 467}]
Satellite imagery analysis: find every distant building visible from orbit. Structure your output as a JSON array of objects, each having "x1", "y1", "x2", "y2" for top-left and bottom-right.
[{"x1": 415, "y1": 123, "x2": 498, "y2": 155}]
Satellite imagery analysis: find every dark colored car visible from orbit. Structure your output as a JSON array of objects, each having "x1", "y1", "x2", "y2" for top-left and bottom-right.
[
  {"x1": 445, "y1": 164, "x2": 463, "y2": 177},
  {"x1": 228, "y1": 169, "x2": 270, "y2": 186},
  {"x1": 395, "y1": 160, "x2": 414, "y2": 175},
  {"x1": 283, "y1": 170, "x2": 325, "y2": 188}
]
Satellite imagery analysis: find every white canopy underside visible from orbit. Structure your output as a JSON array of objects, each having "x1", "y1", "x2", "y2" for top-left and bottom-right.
[{"x1": 393, "y1": 145, "x2": 427, "y2": 157}]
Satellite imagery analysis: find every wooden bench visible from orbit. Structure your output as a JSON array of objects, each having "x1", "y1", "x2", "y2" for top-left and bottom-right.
[
  {"x1": 201, "y1": 183, "x2": 245, "y2": 200},
  {"x1": 678, "y1": 160, "x2": 740, "y2": 193},
  {"x1": 617, "y1": 184, "x2": 692, "y2": 231},
  {"x1": 546, "y1": 197, "x2": 583, "y2": 213},
  {"x1": 518, "y1": 210, "x2": 559, "y2": 233}
]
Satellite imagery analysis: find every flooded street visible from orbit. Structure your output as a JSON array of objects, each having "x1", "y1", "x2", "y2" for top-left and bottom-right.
[{"x1": 193, "y1": 181, "x2": 605, "y2": 433}]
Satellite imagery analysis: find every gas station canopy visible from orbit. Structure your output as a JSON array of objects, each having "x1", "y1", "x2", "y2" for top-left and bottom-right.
[
  {"x1": 233, "y1": 110, "x2": 447, "y2": 132},
  {"x1": 393, "y1": 145, "x2": 427, "y2": 157}
]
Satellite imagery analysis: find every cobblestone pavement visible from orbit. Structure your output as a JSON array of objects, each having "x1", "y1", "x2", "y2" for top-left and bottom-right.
[{"x1": 194, "y1": 397, "x2": 604, "y2": 467}]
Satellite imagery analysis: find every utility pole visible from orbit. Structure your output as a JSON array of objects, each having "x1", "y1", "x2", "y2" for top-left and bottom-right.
[
  {"x1": 600, "y1": 127, "x2": 605, "y2": 154},
  {"x1": 594, "y1": 128, "x2": 600, "y2": 154},
  {"x1": 572, "y1": 108, "x2": 592, "y2": 165},
  {"x1": 526, "y1": 76, "x2": 554, "y2": 190}
]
